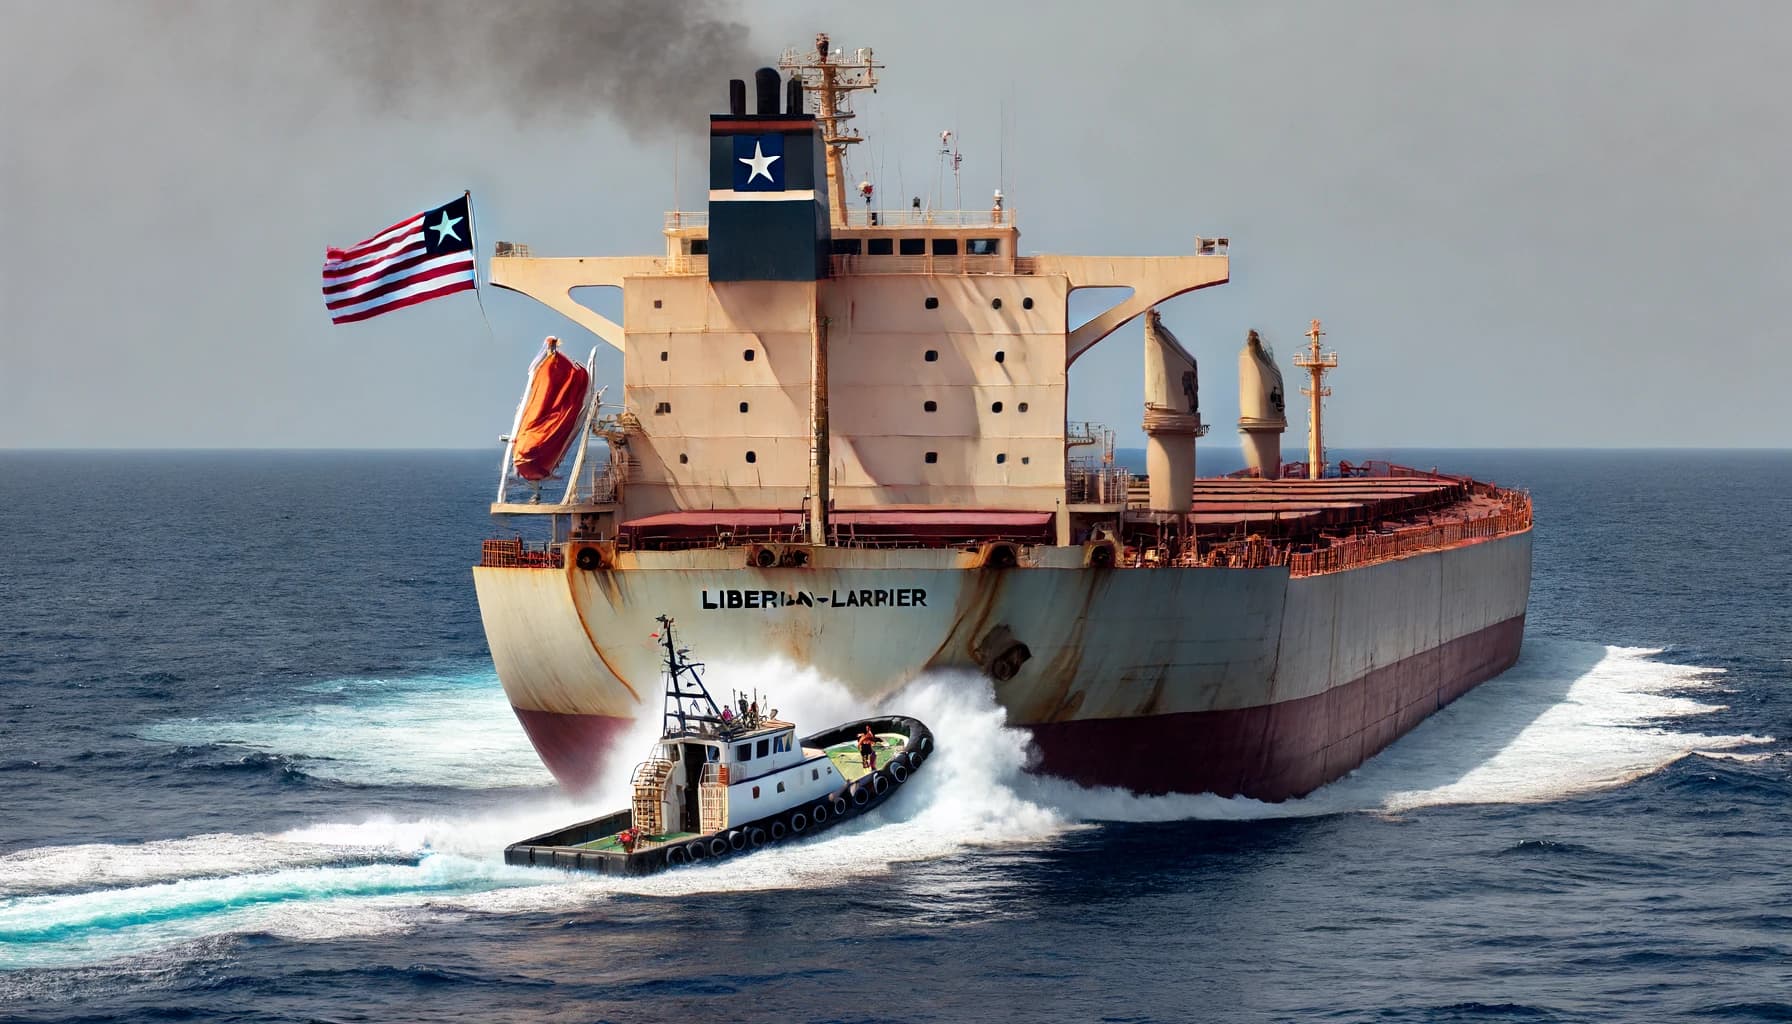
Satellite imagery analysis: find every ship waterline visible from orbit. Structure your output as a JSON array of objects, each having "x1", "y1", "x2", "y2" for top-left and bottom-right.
[{"x1": 476, "y1": 528, "x2": 1531, "y2": 798}]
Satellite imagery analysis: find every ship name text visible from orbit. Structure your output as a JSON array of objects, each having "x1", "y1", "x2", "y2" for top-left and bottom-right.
[{"x1": 700, "y1": 588, "x2": 928, "y2": 610}]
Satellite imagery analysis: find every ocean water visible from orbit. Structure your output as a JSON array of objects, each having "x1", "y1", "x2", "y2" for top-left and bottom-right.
[{"x1": 1, "y1": 449, "x2": 1788, "y2": 1022}]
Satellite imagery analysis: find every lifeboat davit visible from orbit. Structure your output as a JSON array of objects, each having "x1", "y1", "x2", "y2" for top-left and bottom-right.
[{"x1": 512, "y1": 338, "x2": 591, "y2": 482}]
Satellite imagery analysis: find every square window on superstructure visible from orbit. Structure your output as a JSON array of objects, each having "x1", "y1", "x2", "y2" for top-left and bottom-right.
[
  {"x1": 932, "y1": 238, "x2": 958, "y2": 256},
  {"x1": 899, "y1": 238, "x2": 926, "y2": 256},
  {"x1": 690, "y1": 239, "x2": 708, "y2": 255},
  {"x1": 868, "y1": 237, "x2": 894, "y2": 256},
  {"x1": 968, "y1": 238, "x2": 1001, "y2": 256},
  {"x1": 832, "y1": 239, "x2": 863, "y2": 255},
  {"x1": 654, "y1": 402, "x2": 672, "y2": 415},
  {"x1": 777, "y1": 781, "x2": 786, "y2": 793},
  {"x1": 736, "y1": 744, "x2": 751, "y2": 761},
  {"x1": 757, "y1": 739, "x2": 769, "y2": 757},
  {"x1": 752, "y1": 785, "x2": 760, "y2": 798}
]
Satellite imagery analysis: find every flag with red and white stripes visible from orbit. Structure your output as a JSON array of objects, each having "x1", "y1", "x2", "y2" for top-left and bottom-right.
[{"x1": 322, "y1": 195, "x2": 476, "y2": 324}]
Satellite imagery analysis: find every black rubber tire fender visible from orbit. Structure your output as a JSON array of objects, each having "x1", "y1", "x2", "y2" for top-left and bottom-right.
[
  {"x1": 687, "y1": 841, "x2": 708, "y2": 861},
  {"x1": 574, "y1": 547, "x2": 602, "y2": 571},
  {"x1": 790, "y1": 811, "x2": 808, "y2": 833},
  {"x1": 871, "y1": 771, "x2": 891, "y2": 796},
  {"x1": 851, "y1": 781, "x2": 871, "y2": 805},
  {"x1": 747, "y1": 827, "x2": 767, "y2": 848},
  {"x1": 666, "y1": 845, "x2": 690, "y2": 866},
  {"x1": 728, "y1": 829, "x2": 748, "y2": 852},
  {"x1": 889, "y1": 761, "x2": 909, "y2": 783},
  {"x1": 812, "y1": 803, "x2": 829, "y2": 825},
  {"x1": 708, "y1": 837, "x2": 729, "y2": 858},
  {"x1": 832, "y1": 795, "x2": 848, "y2": 816},
  {"x1": 770, "y1": 820, "x2": 787, "y2": 841}
]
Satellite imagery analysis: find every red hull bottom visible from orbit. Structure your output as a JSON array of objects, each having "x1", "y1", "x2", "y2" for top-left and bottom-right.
[
  {"x1": 511, "y1": 615, "x2": 1525, "y2": 800},
  {"x1": 1028, "y1": 615, "x2": 1527, "y2": 800},
  {"x1": 511, "y1": 706, "x2": 633, "y2": 792}
]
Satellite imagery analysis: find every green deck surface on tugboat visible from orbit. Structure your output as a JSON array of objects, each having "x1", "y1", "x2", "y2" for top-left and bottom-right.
[
  {"x1": 824, "y1": 735, "x2": 909, "y2": 781},
  {"x1": 577, "y1": 831, "x2": 697, "y2": 853}
]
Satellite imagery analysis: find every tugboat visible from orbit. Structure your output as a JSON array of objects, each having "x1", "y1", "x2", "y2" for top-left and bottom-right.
[{"x1": 504, "y1": 615, "x2": 934, "y2": 875}]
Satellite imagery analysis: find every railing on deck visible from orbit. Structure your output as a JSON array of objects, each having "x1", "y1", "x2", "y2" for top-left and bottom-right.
[
  {"x1": 479, "y1": 538, "x2": 564, "y2": 569},
  {"x1": 1285, "y1": 494, "x2": 1532, "y2": 578}
]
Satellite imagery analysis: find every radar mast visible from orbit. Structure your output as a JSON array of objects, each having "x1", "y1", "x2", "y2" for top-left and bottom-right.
[
  {"x1": 780, "y1": 32, "x2": 882, "y2": 228},
  {"x1": 1292, "y1": 319, "x2": 1339, "y2": 479}
]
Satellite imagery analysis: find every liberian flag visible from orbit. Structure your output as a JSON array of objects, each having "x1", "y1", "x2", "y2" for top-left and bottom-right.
[{"x1": 322, "y1": 194, "x2": 476, "y2": 324}]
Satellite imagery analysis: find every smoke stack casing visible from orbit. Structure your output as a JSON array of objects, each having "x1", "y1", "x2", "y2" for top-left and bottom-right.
[
  {"x1": 1237, "y1": 330, "x2": 1287, "y2": 479},
  {"x1": 708, "y1": 64, "x2": 829, "y2": 282},
  {"x1": 1142, "y1": 310, "x2": 1206, "y2": 514}
]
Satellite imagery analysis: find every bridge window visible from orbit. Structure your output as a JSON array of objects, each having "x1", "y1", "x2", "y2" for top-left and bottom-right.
[
  {"x1": 924, "y1": 400, "x2": 937, "y2": 412},
  {"x1": 968, "y1": 238, "x2": 1000, "y2": 256},
  {"x1": 899, "y1": 238, "x2": 926, "y2": 256},
  {"x1": 690, "y1": 239, "x2": 708, "y2": 255},
  {"x1": 925, "y1": 451, "x2": 938, "y2": 464},
  {"x1": 736, "y1": 744, "x2": 751, "y2": 761},
  {"x1": 757, "y1": 739, "x2": 769, "y2": 758},
  {"x1": 932, "y1": 238, "x2": 958, "y2": 256},
  {"x1": 924, "y1": 296, "x2": 939, "y2": 309},
  {"x1": 868, "y1": 237, "x2": 894, "y2": 256},
  {"x1": 831, "y1": 238, "x2": 862, "y2": 255},
  {"x1": 745, "y1": 450, "x2": 757, "y2": 463}
]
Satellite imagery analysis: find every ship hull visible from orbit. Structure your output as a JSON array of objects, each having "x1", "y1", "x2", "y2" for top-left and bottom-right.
[{"x1": 474, "y1": 529, "x2": 1531, "y2": 799}]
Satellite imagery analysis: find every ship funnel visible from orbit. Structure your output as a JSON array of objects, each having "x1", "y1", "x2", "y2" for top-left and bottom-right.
[
  {"x1": 754, "y1": 67, "x2": 781, "y2": 116},
  {"x1": 728, "y1": 79, "x2": 747, "y2": 117},
  {"x1": 1237, "y1": 329, "x2": 1287, "y2": 479},
  {"x1": 1142, "y1": 309, "x2": 1206, "y2": 514},
  {"x1": 786, "y1": 77, "x2": 804, "y2": 115}
]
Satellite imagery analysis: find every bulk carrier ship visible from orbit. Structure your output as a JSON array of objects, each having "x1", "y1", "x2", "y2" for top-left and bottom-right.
[{"x1": 473, "y1": 34, "x2": 1533, "y2": 801}]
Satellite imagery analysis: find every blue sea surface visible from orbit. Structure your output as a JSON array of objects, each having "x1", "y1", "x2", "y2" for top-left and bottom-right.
[{"x1": 1, "y1": 449, "x2": 1788, "y2": 1022}]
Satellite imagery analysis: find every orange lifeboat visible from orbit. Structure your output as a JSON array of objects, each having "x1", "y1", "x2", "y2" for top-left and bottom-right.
[{"x1": 512, "y1": 338, "x2": 591, "y2": 482}]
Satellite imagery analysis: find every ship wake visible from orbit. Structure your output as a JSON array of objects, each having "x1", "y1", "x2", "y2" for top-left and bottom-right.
[{"x1": 3, "y1": 638, "x2": 1764, "y2": 973}]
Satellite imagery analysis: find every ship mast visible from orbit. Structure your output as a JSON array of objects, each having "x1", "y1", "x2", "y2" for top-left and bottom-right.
[
  {"x1": 780, "y1": 33, "x2": 882, "y2": 228},
  {"x1": 1292, "y1": 319, "x2": 1338, "y2": 479}
]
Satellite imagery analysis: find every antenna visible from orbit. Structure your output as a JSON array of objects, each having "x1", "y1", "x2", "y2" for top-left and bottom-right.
[
  {"x1": 1292, "y1": 319, "x2": 1339, "y2": 479},
  {"x1": 779, "y1": 33, "x2": 884, "y2": 227}
]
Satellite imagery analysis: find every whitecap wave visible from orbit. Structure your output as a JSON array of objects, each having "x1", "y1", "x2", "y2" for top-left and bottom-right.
[{"x1": 9, "y1": 637, "x2": 1762, "y2": 969}]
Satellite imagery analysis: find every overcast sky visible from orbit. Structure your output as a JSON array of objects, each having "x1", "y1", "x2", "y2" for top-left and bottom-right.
[{"x1": 4, "y1": 0, "x2": 1788, "y2": 449}]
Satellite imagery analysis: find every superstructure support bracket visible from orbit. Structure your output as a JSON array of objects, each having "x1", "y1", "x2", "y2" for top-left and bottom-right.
[
  {"x1": 1038, "y1": 254, "x2": 1230, "y2": 366},
  {"x1": 489, "y1": 256, "x2": 666, "y2": 352}
]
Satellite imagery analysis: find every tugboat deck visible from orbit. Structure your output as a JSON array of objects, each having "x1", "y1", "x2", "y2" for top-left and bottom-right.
[{"x1": 823, "y1": 734, "x2": 909, "y2": 782}]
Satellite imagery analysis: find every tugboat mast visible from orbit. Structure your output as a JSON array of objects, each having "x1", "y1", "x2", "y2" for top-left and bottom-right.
[
  {"x1": 779, "y1": 33, "x2": 882, "y2": 228},
  {"x1": 1292, "y1": 319, "x2": 1338, "y2": 479},
  {"x1": 656, "y1": 615, "x2": 725, "y2": 736}
]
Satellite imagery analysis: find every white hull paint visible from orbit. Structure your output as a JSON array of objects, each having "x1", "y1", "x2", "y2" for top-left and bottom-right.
[{"x1": 474, "y1": 530, "x2": 1533, "y2": 729}]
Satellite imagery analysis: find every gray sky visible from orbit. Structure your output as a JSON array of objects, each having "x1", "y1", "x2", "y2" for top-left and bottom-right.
[{"x1": 4, "y1": 0, "x2": 1789, "y2": 449}]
